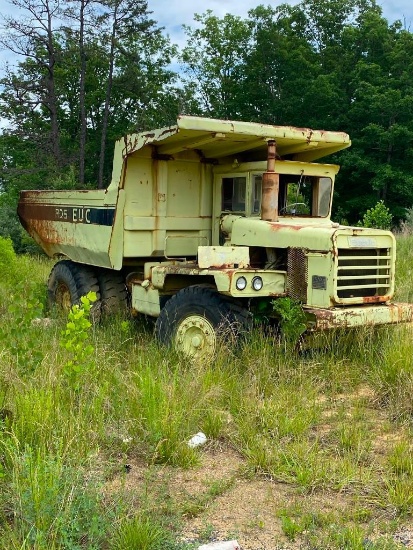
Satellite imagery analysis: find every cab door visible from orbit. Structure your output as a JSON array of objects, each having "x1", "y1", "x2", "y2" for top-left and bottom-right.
[{"x1": 212, "y1": 173, "x2": 248, "y2": 245}]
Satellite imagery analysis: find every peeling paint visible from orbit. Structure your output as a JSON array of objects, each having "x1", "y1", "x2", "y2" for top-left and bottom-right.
[{"x1": 305, "y1": 303, "x2": 413, "y2": 331}]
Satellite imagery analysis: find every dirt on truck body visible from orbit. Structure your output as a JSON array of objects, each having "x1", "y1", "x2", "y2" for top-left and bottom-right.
[{"x1": 18, "y1": 115, "x2": 413, "y2": 357}]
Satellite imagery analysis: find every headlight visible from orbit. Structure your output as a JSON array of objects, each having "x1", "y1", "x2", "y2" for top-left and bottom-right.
[
  {"x1": 235, "y1": 276, "x2": 247, "y2": 291},
  {"x1": 252, "y1": 276, "x2": 263, "y2": 291}
]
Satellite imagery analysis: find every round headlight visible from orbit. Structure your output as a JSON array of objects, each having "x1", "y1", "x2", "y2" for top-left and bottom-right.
[
  {"x1": 235, "y1": 276, "x2": 247, "y2": 291},
  {"x1": 252, "y1": 276, "x2": 263, "y2": 291}
]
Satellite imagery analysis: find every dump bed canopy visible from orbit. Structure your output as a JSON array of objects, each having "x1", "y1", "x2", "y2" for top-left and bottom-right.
[{"x1": 122, "y1": 115, "x2": 351, "y2": 163}]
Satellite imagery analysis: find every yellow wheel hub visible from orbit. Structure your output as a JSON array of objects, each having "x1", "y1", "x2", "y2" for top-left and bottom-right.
[
  {"x1": 175, "y1": 315, "x2": 216, "y2": 359},
  {"x1": 55, "y1": 282, "x2": 72, "y2": 311}
]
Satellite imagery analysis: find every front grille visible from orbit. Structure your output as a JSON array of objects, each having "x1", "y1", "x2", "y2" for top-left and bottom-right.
[
  {"x1": 287, "y1": 248, "x2": 307, "y2": 301},
  {"x1": 336, "y1": 248, "x2": 391, "y2": 300}
]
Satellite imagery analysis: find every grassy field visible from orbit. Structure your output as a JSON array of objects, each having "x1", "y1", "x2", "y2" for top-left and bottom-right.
[{"x1": 2, "y1": 237, "x2": 413, "y2": 549}]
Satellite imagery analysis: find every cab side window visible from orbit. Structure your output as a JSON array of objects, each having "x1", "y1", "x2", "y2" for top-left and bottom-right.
[
  {"x1": 251, "y1": 175, "x2": 262, "y2": 215},
  {"x1": 222, "y1": 177, "x2": 246, "y2": 212}
]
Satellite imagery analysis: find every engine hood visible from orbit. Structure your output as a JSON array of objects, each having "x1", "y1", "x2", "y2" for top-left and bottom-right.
[{"x1": 229, "y1": 217, "x2": 394, "y2": 252}]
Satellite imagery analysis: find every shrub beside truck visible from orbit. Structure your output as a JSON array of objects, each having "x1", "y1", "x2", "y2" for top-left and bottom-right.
[{"x1": 17, "y1": 116, "x2": 413, "y2": 357}]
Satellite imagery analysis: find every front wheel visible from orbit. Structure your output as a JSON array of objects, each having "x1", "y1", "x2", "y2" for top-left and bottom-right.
[{"x1": 155, "y1": 285, "x2": 251, "y2": 360}]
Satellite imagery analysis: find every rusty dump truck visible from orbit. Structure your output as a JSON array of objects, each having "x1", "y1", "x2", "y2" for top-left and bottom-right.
[{"x1": 18, "y1": 115, "x2": 413, "y2": 357}]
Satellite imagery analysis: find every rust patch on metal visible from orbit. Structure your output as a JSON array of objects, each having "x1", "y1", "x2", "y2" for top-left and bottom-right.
[
  {"x1": 261, "y1": 140, "x2": 279, "y2": 222},
  {"x1": 269, "y1": 223, "x2": 307, "y2": 231},
  {"x1": 362, "y1": 295, "x2": 390, "y2": 304},
  {"x1": 305, "y1": 303, "x2": 413, "y2": 331}
]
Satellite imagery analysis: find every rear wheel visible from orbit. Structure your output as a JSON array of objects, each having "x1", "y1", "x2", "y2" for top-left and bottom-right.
[
  {"x1": 155, "y1": 285, "x2": 251, "y2": 359},
  {"x1": 97, "y1": 269, "x2": 128, "y2": 316},
  {"x1": 47, "y1": 260, "x2": 100, "y2": 315}
]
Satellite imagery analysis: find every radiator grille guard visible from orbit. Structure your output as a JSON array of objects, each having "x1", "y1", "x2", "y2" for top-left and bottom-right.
[
  {"x1": 287, "y1": 248, "x2": 308, "y2": 302},
  {"x1": 336, "y1": 247, "x2": 392, "y2": 302}
]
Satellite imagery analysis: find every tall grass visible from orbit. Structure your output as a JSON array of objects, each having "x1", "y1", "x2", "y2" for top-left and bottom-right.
[{"x1": 1, "y1": 234, "x2": 413, "y2": 548}]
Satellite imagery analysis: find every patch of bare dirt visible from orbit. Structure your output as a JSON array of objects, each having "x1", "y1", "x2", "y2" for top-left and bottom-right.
[{"x1": 104, "y1": 444, "x2": 357, "y2": 550}]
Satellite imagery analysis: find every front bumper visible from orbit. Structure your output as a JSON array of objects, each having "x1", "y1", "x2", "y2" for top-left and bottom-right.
[{"x1": 305, "y1": 302, "x2": 413, "y2": 331}]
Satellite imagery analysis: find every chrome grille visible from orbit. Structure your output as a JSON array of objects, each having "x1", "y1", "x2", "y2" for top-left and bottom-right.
[{"x1": 336, "y1": 248, "x2": 391, "y2": 299}]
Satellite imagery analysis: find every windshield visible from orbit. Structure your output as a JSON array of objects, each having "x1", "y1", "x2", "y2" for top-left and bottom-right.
[{"x1": 278, "y1": 174, "x2": 332, "y2": 217}]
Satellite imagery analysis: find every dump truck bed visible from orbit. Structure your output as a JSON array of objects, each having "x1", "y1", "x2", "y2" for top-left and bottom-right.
[{"x1": 18, "y1": 116, "x2": 351, "y2": 269}]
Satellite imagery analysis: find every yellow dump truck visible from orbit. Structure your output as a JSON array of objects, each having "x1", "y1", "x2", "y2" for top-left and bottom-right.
[{"x1": 18, "y1": 116, "x2": 413, "y2": 356}]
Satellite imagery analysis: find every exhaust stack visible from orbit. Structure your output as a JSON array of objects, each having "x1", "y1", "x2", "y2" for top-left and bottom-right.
[{"x1": 261, "y1": 140, "x2": 279, "y2": 222}]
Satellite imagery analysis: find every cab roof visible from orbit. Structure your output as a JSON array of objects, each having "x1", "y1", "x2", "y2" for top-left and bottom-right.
[{"x1": 122, "y1": 115, "x2": 351, "y2": 163}]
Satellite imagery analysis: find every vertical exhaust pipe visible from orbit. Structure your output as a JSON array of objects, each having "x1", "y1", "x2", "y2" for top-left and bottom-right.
[{"x1": 261, "y1": 140, "x2": 279, "y2": 222}]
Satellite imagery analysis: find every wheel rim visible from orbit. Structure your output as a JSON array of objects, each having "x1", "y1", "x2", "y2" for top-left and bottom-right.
[
  {"x1": 175, "y1": 314, "x2": 217, "y2": 359},
  {"x1": 55, "y1": 281, "x2": 72, "y2": 311}
]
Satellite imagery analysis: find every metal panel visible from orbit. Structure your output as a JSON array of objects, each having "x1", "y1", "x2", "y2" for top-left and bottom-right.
[
  {"x1": 131, "y1": 284, "x2": 161, "y2": 316},
  {"x1": 306, "y1": 302, "x2": 413, "y2": 330},
  {"x1": 122, "y1": 116, "x2": 351, "y2": 162},
  {"x1": 198, "y1": 246, "x2": 250, "y2": 269}
]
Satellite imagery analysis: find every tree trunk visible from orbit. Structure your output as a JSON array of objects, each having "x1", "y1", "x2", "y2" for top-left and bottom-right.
[
  {"x1": 98, "y1": 11, "x2": 117, "y2": 189},
  {"x1": 79, "y1": 0, "x2": 87, "y2": 185},
  {"x1": 45, "y1": 2, "x2": 61, "y2": 165}
]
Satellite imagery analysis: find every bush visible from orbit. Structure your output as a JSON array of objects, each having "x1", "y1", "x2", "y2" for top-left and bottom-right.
[
  {"x1": 0, "y1": 203, "x2": 42, "y2": 254},
  {"x1": 358, "y1": 200, "x2": 393, "y2": 230},
  {"x1": 0, "y1": 236, "x2": 17, "y2": 284},
  {"x1": 399, "y1": 205, "x2": 413, "y2": 235}
]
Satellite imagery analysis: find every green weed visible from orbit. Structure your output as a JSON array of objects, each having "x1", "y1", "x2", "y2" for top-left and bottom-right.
[
  {"x1": 109, "y1": 515, "x2": 171, "y2": 550},
  {"x1": 0, "y1": 441, "x2": 111, "y2": 549},
  {"x1": 380, "y1": 477, "x2": 413, "y2": 516},
  {"x1": 0, "y1": 236, "x2": 18, "y2": 286},
  {"x1": 181, "y1": 477, "x2": 235, "y2": 518},
  {"x1": 387, "y1": 441, "x2": 413, "y2": 477},
  {"x1": 271, "y1": 297, "x2": 307, "y2": 345},
  {"x1": 3, "y1": 243, "x2": 413, "y2": 548},
  {"x1": 60, "y1": 291, "x2": 97, "y2": 390},
  {"x1": 0, "y1": 283, "x2": 45, "y2": 373}
]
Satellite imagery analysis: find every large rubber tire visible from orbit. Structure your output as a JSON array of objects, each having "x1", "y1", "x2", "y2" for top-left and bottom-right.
[
  {"x1": 155, "y1": 285, "x2": 251, "y2": 360},
  {"x1": 97, "y1": 269, "x2": 128, "y2": 316},
  {"x1": 47, "y1": 260, "x2": 100, "y2": 315}
]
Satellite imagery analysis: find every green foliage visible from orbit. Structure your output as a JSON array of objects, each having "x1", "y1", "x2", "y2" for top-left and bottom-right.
[
  {"x1": 60, "y1": 291, "x2": 97, "y2": 389},
  {"x1": 271, "y1": 297, "x2": 307, "y2": 343},
  {"x1": 109, "y1": 515, "x2": 171, "y2": 550},
  {"x1": 127, "y1": 364, "x2": 200, "y2": 467},
  {"x1": 0, "y1": 236, "x2": 17, "y2": 284},
  {"x1": 1, "y1": 0, "x2": 413, "y2": 221},
  {"x1": 180, "y1": 477, "x2": 235, "y2": 518},
  {"x1": 0, "y1": 3, "x2": 181, "y2": 190},
  {"x1": 1, "y1": 442, "x2": 111, "y2": 549},
  {"x1": 359, "y1": 200, "x2": 393, "y2": 230},
  {"x1": 277, "y1": 507, "x2": 326, "y2": 542},
  {"x1": 399, "y1": 205, "x2": 413, "y2": 234},
  {"x1": 279, "y1": 513, "x2": 304, "y2": 541},
  {"x1": 0, "y1": 283, "x2": 44, "y2": 373},
  {"x1": 0, "y1": 206, "x2": 26, "y2": 254},
  {"x1": 4, "y1": 249, "x2": 413, "y2": 547},
  {"x1": 388, "y1": 441, "x2": 413, "y2": 476},
  {"x1": 48, "y1": 165, "x2": 80, "y2": 190},
  {"x1": 181, "y1": 11, "x2": 251, "y2": 118}
]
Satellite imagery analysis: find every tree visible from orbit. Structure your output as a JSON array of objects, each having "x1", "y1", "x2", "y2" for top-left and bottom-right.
[
  {"x1": 335, "y1": 10, "x2": 413, "y2": 222},
  {"x1": 0, "y1": 0, "x2": 181, "y2": 190},
  {"x1": 240, "y1": 4, "x2": 318, "y2": 125},
  {"x1": 63, "y1": 0, "x2": 97, "y2": 185},
  {"x1": 181, "y1": 11, "x2": 252, "y2": 119},
  {"x1": 0, "y1": 0, "x2": 63, "y2": 164},
  {"x1": 96, "y1": 0, "x2": 163, "y2": 188}
]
